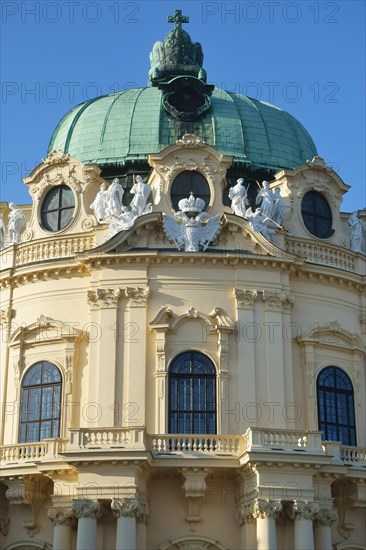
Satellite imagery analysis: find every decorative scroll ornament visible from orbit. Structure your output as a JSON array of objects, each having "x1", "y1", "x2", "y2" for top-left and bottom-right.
[{"x1": 163, "y1": 193, "x2": 221, "y2": 252}]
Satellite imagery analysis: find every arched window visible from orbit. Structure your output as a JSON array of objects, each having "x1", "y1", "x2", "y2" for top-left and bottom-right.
[
  {"x1": 168, "y1": 351, "x2": 216, "y2": 434},
  {"x1": 19, "y1": 362, "x2": 62, "y2": 443},
  {"x1": 317, "y1": 366, "x2": 356, "y2": 446}
]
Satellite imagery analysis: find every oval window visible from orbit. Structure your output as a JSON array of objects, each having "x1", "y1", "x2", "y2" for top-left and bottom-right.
[
  {"x1": 301, "y1": 191, "x2": 333, "y2": 238},
  {"x1": 170, "y1": 171, "x2": 210, "y2": 211},
  {"x1": 41, "y1": 185, "x2": 75, "y2": 232}
]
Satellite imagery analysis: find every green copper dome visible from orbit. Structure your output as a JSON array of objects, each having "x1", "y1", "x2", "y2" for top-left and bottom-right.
[
  {"x1": 49, "y1": 10, "x2": 317, "y2": 173},
  {"x1": 48, "y1": 86, "x2": 317, "y2": 172}
]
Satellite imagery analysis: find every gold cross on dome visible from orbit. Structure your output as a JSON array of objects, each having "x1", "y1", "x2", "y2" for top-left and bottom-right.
[{"x1": 167, "y1": 9, "x2": 189, "y2": 30}]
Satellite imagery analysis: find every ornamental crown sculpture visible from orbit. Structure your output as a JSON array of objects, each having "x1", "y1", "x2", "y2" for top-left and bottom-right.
[{"x1": 178, "y1": 193, "x2": 205, "y2": 213}]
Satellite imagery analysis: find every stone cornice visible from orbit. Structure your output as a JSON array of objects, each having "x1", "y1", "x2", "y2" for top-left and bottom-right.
[{"x1": 0, "y1": 249, "x2": 364, "y2": 292}]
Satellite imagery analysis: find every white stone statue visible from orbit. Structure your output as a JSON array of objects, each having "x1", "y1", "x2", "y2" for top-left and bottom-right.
[
  {"x1": 90, "y1": 183, "x2": 109, "y2": 222},
  {"x1": 272, "y1": 188, "x2": 286, "y2": 226},
  {"x1": 163, "y1": 193, "x2": 221, "y2": 252},
  {"x1": 130, "y1": 175, "x2": 151, "y2": 216},
  {"x1": 246, "y1": 207, "x2": 277, "y2": 242},
  {"x1": 228, "y1": 178, "x2": 248, "y2": 217},
  {"x1": 255, "y1": 181, "x2": 275, "y2": 219},
  {"x1": 0, "y1": 216, "x2": 5, "y2": 250},
  {"x1": 90, "y1": 175, "x2": 153, "y2": 238},
  {"x1": 348, "y1": 211, "x2": 363, "y2": 252},
  {"x1": 107, "y1": 178, "x2": 124, "y2": 217},
  {"x1": 8, "y1": 203, "x2": 26, "y2": 244}
]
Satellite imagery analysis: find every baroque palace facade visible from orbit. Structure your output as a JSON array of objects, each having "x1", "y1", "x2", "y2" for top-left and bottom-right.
[{"x1": 1, "y1": 10, "x2": 365, "y2": 550}]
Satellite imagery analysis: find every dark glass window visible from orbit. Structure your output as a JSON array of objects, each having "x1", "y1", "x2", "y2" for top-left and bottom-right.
[
  {"x1": 19, "y1": 362, "x2": 62, "y2": 443},
  {"x1": 317, "y1": 366, "x2": 356, "y2": 446},
  {"x1": 301, "y1": 191, "x2": 333, "y2": 238},
  {"x1": 41, "y1": 185, "x2": 75, "y2": 232},
  {"x1": 168, "y1": 351, "x2": 216, "y2": 434},
  {"x1": 170, "y1": 171, "x2": 210, "y2": 211}
]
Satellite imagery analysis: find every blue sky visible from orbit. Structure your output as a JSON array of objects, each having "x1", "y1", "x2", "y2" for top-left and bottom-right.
[{"x1": 1, "y1": 0, "x2": 365, "y2": 212}]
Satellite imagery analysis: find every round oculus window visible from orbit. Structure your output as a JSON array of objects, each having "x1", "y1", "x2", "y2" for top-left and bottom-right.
[
  {"x1": 301, "y1": 191, "x2": 333, "y2": 239},
  {"x1": 170, "y1": 171, "x2": 210, "y2": 211},
  {"x1": 41, "y1": 185, "x2": 75, "y2": 232}
]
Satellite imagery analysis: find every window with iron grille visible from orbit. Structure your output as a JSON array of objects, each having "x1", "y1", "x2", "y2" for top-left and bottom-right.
[
  {"x1": 168, "y1": 351, "x2": 216, "y2": 434},
  {"x1": 19, "y1": 362, "x2": 62, "y2": 443},
  {"x1": 317, "y1": 366, "x2": 356, "y2": 446}
]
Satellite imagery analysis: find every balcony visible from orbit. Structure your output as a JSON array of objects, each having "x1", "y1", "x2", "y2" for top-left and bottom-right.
[{"x1": 1, "y1": 429, "x2": 365, "y2": 470}]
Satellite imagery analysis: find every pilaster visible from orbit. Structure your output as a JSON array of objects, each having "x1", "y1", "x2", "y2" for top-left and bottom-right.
[
  {"x1": 123, "y1": 287, "x2": 149, "y2": 428},
  {"x1": 87, "y1": 288, "x2": 122, "y2": 426},
  {"x1": 233, "y1": 289, "x2": 258, "y2": 431}
]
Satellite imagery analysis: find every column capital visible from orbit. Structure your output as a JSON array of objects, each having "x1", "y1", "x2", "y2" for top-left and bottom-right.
[
  {"x1": 289, "y1": 500, "x2": 320, "y2": 521},
  {"x1": 47, "y1": 506, "x2": 74, "y2": 526},
  {"x1": 87, "y1": 288, "x2": 121, "y2": 309},
  {"x1": 72, "y1": 499, "x2": 102, "y2": 519},
  {"x1": 236, "y1": 500, "x2": 256, "y2": 525},
  {"x1": 234, "y1": 288, "x2": 258, "y2": 309},
  {"x1": 111, "y1": 497, "x2": 142, "y2": 519},
  {"x1": 262, "y1": 291, "x2": 294, "y2": 312},
  {"x1": 314, "y1": 508, "x2": 338, "y2": 527},
  {"x1": 253, "y1": 498, "x2": 282, "y2": 519},
  {"x1": 125, "y1": 286, "x2": 150, "y2": 307}
]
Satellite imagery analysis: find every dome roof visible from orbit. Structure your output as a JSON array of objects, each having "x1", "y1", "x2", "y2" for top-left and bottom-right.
[{"x1": 48, "y1": 87, "x2": 317, "y2": 172}]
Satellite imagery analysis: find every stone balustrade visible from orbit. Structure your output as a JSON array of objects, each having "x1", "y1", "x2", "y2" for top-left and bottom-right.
[
  {"x1": 1, "y1": 430, "x2": 365, "y2": 469},
  {"x1": 149, "y1": 434, "x2": 242, "y2": 455},
  {"x1": 243, "y1": 427, "x2": 324, "y2": 453},
  {"x1": 286, "y1": 237, "x2": 355, "y2": 271},
  {"x1": 67, "y1": 427, "x2": 146, "y2": 450},
  {"x1": 14, "y1": 235, "x2": 95, "y2": 266},
  {"x1": 340, "y1": 445, "x2": 366, "y2": 465},
  {"x1": 0, "y1": 438, "x2": 68, "y2": 464}
]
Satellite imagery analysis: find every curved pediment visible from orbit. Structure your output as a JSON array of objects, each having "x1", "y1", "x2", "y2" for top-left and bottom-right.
[
  {"x1": 8, "y1": 315, "x2": 85, "y2": 348},
  {"x1": 296, "y1": 321, "x2": 364, "y2": 352}
]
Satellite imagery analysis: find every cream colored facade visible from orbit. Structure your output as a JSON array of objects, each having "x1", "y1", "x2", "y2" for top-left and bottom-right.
[{"x1": 0, "y1": 139, "x2": 365, "y2": 550}]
